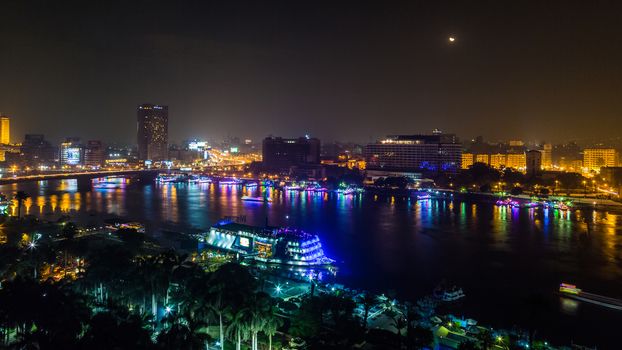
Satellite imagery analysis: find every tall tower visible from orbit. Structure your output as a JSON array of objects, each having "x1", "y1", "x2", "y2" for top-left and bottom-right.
[
  {"x1": 0, "y1": 115, "x2": 10, "y2": 144},
  {"x1": 137, "y1": 104, "x2": 168, "y2": 161}
]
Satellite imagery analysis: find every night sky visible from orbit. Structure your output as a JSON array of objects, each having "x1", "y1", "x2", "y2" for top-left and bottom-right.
[{"x1": 2, "y1": 0, "x2": 622, "y2": 144}]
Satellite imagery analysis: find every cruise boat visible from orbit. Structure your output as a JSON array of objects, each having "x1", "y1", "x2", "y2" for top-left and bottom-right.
[
  {"x1": 199, "y1": 222, "x2": 335, "y2": 266},
  {"x1": 189, "y1": 175, "x2": 212, "y2": 183}
]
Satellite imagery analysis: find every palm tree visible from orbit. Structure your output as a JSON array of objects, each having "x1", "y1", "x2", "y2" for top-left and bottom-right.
[
  {"x1": 207, "y1": 280, "x2": 228, "y2": 350},
  {"x1": 263, "y1": 304, "x2": 283, "y2": 350},
  {"x1": 392, "y1": 315, "x2": 407, "y2": 349},
  {"x1": 13, "y1": 191, "x2": 29, "y2": 219},
  {"x1": 226, "y1": 310, "x2": 249, "y2": 350},
  {"x1": 244, "y1": 292, "x2": 271, "y2": 350},
  {"x1": 208, "y1": 262, "x2": 257, "y2": 350},
  {"x1": 358, "y1": 292, "x2": 377, "y2": 330}
]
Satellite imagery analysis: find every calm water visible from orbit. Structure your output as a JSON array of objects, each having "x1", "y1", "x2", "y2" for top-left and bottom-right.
[{"x1": 3, "y1": 178, "x2": 622, "y2": 348}]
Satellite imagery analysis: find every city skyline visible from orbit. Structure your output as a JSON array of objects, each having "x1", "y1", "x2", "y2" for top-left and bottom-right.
[{"x1": 2, "y1": 1, "x2": 622, "y2": 144}]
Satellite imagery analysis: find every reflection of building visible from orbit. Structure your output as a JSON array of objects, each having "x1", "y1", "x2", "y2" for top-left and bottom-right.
[
  {"x1": 584, "y1": 148, "x2": 618, "y2": 172},
  {"x1": 364, "y1": 132, "x2": 461, "y2": 174},
  {"x1": 84, "y1": 140, "x2": 105, "y2": 168},
  {"x1": 262, "y1": 136, "x2": 321, "y2": 170},
  {"x1": 60, "y1": 138, "x2": 83, "y2": 166},
  {"x1": 0, "y1": 116, "x2": 9, "y2": 144},
  {"x1": 137, "y1": 104, "x2": 168, "y2": 161},
  {"x1": 526, "y1": 150, "x2": 542, "y2": 177}
]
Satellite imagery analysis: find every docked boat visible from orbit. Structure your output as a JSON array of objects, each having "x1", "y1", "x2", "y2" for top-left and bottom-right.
[
  {"x1": 241, "y1": 196, "x2": 272, "y2": 202},
  {"x1": 218, "y1": 178, "x2": 243, "y2": 185},
  {"x1": 559, "y1": 283, "x2": 622, "y2": 310},
  {"x1": 199, "y1": 222, "x2": 335, "y2": 266},
  {"x1": 105, "y1": 221, "x2": 146, "y2": 233}
]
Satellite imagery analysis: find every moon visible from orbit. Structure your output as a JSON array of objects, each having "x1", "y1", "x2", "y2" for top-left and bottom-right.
[{"x1": 448, "y1": 36, "x2": 456, "y2": 43}]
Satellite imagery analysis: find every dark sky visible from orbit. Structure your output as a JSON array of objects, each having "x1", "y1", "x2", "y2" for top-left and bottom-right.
[{"x1": 2, "y1": 0, "x2": 622, "y2": 145}]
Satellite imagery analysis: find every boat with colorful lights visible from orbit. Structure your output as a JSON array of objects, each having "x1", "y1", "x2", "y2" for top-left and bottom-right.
[
  {"x1": 559, "y1": 283, "x2": 622, "y2": 310},
  {"x1": 156, "y1": 174, "x2": 183, "y2": 183},
  {"x1": 241, "y1": 196, "x2": 272, "y2": 203},
  {"x1": 218, "y1": 178, "x2": 243, "y2": 185},
  {"x1": 199, "y1": 222, "x2": 335, "y2": 267}
]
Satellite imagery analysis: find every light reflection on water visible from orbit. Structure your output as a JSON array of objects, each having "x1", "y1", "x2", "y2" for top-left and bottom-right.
[{"x1": 1, "y1": 178, "x2": 622, "y2": 345}]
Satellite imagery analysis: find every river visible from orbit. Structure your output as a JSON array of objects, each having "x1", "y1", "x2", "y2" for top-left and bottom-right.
[{"x1": 1, "y1": 177, "x2": 621, "y2": 347}]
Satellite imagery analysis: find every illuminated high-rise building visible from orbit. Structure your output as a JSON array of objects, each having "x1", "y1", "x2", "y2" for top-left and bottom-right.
[
  {"x1": 137, "y1": 104, "x2": 168, "y2": 161},
  {"x1": 60, "y1": 137, "x2": 83, "y2": 167},
  {"x1": 364, "y1": 132, "x2": 461, "y2": 174},
  {"x1": 583, "y1": 148, "x2": 618, "y2": 172},
  {"x1": 0, "y1": 115, "x2": 10, "y2": 144}
]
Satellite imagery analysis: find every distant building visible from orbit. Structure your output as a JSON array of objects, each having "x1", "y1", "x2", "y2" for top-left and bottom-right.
[
  {"x1": 84, "y1": 140, "x2": 105, "y2": 168},
  {"x1": 262, "y1": 136, "x2": 321, "y2": 170},
  {"x1": 105, "y1": 146, "x2": 133, "y2": 167},
  {"x1": 0, "y1": 116, "x2": 9, "y2": 144},
  {"x1": 489, "y1": 153, "x2": 506, "y2": 169},
  {"x1": 364, "y1": 132, "x2": 461, "y2": 175},
  {"x1": 583, "y1": 148, "x2": 618, "y2": 172},
  {"x1": 506, "y1": 153, "x2": 526, "y2": 170},
  {"x1": 137, "y1": 104, "x2": 168, "y2": 161},
  {"x1": 21, "y1": 134, "x2": 57, "y2": 167},
  {"x1": 600, "y1": 167, "x2": 622, "y2": 196},
  {"x1": 526, "y1": 150, "x2": 542, "y2": 177},
  {"x1": 461, "y1": 153, "x2": 474, "y2": 169},
  {"x1": 60, "y1": 138, "x2": 83, "y2": 167},
  {"x1": 475, "y1": 154, "x2": 490, "y2": 165},
  {"x1": 541, "y1": 143, "x2": 552, "y2": 169}
]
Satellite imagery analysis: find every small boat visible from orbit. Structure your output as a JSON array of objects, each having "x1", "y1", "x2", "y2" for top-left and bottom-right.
[
  {"x1": 244, "y1": 182, "x2": 258, "y2": 188},
  {"x1": 433, "y1": 283, "x2": 465, "y2": 302},
  {"x1": 241, "y1": 196, "x2": 272, "y2": 203},
  {"x1": 219, "y1": 178, "x2": 243, "y2": 185},
  {"x1": 93, "y1": 182, "x2": 123, "y2": 189}
]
